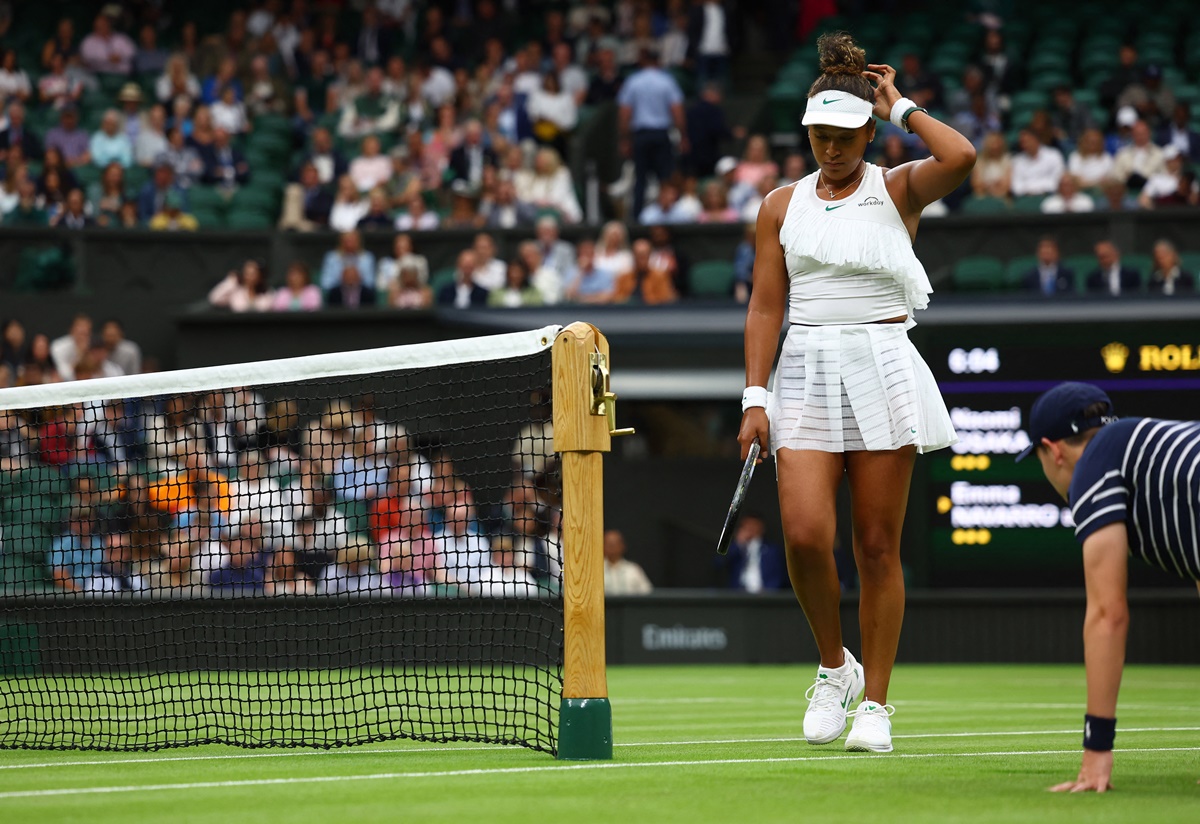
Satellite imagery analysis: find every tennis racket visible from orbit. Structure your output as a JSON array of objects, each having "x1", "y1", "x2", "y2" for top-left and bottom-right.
[{"x1": 716, "y1": 439, "x2": 760, "y2": 556}]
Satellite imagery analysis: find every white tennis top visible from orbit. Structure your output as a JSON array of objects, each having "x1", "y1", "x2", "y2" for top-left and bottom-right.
[{"x1": 778, "y1": 163, "x2": 934, "y2": 325}]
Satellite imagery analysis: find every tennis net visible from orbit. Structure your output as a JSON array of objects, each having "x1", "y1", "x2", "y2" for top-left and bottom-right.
[{"x1": 0, "y1": 326, "x2": 567, "y2": 753}]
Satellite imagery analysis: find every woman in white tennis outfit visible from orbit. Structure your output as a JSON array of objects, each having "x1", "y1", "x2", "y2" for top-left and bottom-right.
[{"x1": 739, "y1": 33, "x2": 975, "y2": 753}]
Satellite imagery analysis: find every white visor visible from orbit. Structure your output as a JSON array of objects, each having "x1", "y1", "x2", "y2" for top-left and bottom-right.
[{"x1": 802, "y1": 93, "x2": 875, "y2": 129}]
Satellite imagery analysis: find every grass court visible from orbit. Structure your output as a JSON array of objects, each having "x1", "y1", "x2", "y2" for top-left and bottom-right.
[{"x1": 1, "y1": 663, "x2": 1197, "y2": 823}]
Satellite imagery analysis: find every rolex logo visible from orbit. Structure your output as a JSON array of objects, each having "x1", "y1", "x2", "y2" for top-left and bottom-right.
[{"x1": 1102, "y1": 342, "x2": 1129, "y2": 374}]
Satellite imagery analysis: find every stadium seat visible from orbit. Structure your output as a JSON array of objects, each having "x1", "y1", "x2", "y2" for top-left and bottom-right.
[
  {"x1": 429, "y1": 266, "x2": 457, "y2": 294},
  {"x1": 191, "y1": 208, "x2": 225, "y2": 229},
  {"x1": 1005, "y1": 255, "x2": 1038, "y2": 289},
  {"x1": 689, "y1": 260, "x2": 736, "y2": 298},
  {"x1": 225, "y1": 208, "x2": 273, "y2": 230},
  {"x1": 960, "y1": 196, "x2": 1009, "y2": 215},
  {"x1": 1123, "y1": 253, "x2": 1153, "y2": 287},
  {"x1": 189, "y1": 186, "x2": 228, "y2": 214},
  {"x1": 1011, "y1": 195, "x2": 1046, "y2": 213},
  {"x1": 1065, "y1": 255, "x2": 1097, "y2": 293},
  {"x1": 231, "y1": 186, "x2": 278, "y2": 213},
  {"x1": 951, "y1": 256, "x2": 1006, "y2": 290}
]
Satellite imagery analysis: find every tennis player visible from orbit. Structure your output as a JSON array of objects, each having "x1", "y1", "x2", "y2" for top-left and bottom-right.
[
  {"x1": 1016, "y1": 381, "x2": 1200, "y2": 792},
  {"x1": 738, "y1": 32, "x2": 975, "y2": 753}
]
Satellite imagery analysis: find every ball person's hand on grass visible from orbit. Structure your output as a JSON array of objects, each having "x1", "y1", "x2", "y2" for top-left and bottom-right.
[{"x1": 1049, "y1": 749, "x2": 1114, "y2": 793}]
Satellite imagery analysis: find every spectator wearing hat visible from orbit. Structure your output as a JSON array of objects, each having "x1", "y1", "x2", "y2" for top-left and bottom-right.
[
  {"x1": 90, "y1": 110, "x2": 133, "y2": 169},
  {"x1": 1021, "y1": 237, "x2": 1075, "y2": 296},
  {"x1": 618, "y1": 47, "x2": 688, "y2": 218},
  {"x1": 117, "y1": 83, "x2": 150, "y2": 144},
  {"x1": 1085, "y1": 241, "x2": 1141, "y2": 297},
  {"x1": 148, "y1": 188, "x2": 198, "y2": 231},
  {"x1": 1112, "y1": 120, "x2": 1166, "y2": 193},
  {"x1": 80, "y1": 12, "x2": 135, "y2": 76},
  {"x1": 0, "y1": 102, "x2": 42, "y2": 163},
  {"x1": 137, "y1": 162, "x2": 188, "y2": 223}
]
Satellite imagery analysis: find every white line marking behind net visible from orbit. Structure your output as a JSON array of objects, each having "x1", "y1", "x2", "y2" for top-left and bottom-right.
[
  {"x1": 0, "y1": 748, "x2": 1197, "y2": 800},
  {"x1": 1, "y1": 728, "x2": 1197, "y2": 772}
]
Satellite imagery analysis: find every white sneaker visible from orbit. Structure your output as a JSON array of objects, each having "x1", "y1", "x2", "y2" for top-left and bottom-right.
[
  {"x1": 845, "y1": 701, "x2": 895, "y2": 752},
  {"x1": 802, "y1": 648, "x2": 865, "y2": 745}
]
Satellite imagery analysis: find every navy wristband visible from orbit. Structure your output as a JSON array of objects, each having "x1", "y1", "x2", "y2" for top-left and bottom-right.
[{"x1": 1083, "y1": 714, "x2": 1116, "y2": 751}]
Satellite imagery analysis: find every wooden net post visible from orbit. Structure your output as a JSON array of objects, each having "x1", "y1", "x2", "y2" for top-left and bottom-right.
[{"x1": 553, "y1": 322, "x2": 618, "y2": 760}]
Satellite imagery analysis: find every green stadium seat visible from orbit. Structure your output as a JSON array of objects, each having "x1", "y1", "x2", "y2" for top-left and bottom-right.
[
  {"x1": 189, "y1": 185, "x2": 228, "y2": 213},
  {"x1": 1123, "y1": 253, "x2": 1153, "y2": 287},
  {"x1": 1180, "y1": 253, "x2": 1200, "y2": 275},
  {"x1": 225, "y1": 208, "x2": 273, "y2": 230},
  {"x1": 1005, "y1": 255, "x2": 1038, "y2": 289},
  {"x1": 1064, "y1": 255, "x2": 1097, "y2": 293},
  {"x1": 767, "y1": 83, "x2": 804, "y2": 133},
  {"x1": 191, "y1": 208, "x2": 225, "y2": 228},
  {"x1": 689, "y1": 260, "x2": 736, "y2": 298},
  {"x1": 1011, "y1": 195, "x2": 1046, "y2": 213},
  {"x1": 1009, "y1": 90, "x2": 1048, "y2": 115},
  {"x1": 232, "y1": 186, "x2": 279, "y2": 212},
  {"x1": 960, "y1": 196, "x2": 1009, "y2": 215},
  {"x1": 952, "y1": 256, "x2": 1006, "y2": 290},
  {"x1": 429, "y1": 266, "x2": 456, "y2": 294},
  {"x1": 1029, "y1": 72, "x2": 1073, "y2": 94}
]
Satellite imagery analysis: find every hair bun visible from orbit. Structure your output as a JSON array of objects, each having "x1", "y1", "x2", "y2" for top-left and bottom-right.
[{"x1": 817, "y1": 31, "x2": 866, "y2": 77}]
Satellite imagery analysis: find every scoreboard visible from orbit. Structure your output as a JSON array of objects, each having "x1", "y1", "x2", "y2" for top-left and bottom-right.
[{"x1": 914, "y1": 317, "x2": 1200, "y2": 588}]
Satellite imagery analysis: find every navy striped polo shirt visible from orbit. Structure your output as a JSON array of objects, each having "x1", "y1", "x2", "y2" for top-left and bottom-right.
[{"x1": 1069, "y1": 418, "x2": 1200, "y2": 581}]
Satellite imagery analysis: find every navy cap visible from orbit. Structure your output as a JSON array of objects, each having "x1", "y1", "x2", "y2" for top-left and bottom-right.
[{"x1": 1015, "y1": 382, "x2": 1117, "y2": 462}]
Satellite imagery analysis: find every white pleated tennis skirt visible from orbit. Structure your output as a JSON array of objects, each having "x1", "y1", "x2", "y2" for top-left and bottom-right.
[{"x1": 767, "y1": 323, "x2": 956, "y2": 454}]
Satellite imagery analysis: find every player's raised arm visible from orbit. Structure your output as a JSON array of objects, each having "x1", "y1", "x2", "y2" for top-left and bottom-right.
[
  {"x1": 1050, "y1": 522, "x2": 1130, "y2": 793},
  {"x1": 863, "y1": 63, "x2": 976, "y2": 217}
]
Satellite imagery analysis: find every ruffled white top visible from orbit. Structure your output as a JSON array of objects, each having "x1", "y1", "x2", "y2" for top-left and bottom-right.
[{"x1": 778, "y1": 163, "x2": 933, "y2": 327}]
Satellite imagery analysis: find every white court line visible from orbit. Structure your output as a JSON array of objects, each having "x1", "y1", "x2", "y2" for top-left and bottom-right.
[
  {"x1": 1, "y1": 727, "x2": 1197, "y2": 771},
  {"x1": 1, "y1": 747, "x2": 1198, "y2": 800}
]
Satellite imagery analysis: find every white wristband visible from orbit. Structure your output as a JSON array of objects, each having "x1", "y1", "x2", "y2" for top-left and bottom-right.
[
  {"x1": 889, "y1": 97, "x2": 917, "y2": 130},
  {"x1": 741, "y1": 386, "x2": 768, "y2": 412}
]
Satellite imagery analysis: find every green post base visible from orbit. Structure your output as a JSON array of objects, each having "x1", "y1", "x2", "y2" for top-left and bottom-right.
[{"x1": 557, "y1": 698, "x2": 613, "y2": 760}]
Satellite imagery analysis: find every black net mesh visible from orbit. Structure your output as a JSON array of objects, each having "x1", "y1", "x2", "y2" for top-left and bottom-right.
[{"x1": 0, "y1": 345, "x2": 563, "y2": 754}]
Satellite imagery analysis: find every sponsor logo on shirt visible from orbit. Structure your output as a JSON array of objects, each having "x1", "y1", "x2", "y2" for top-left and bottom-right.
[{"x1": 859, "y1": 196, "x2": 885, "y2": 207}]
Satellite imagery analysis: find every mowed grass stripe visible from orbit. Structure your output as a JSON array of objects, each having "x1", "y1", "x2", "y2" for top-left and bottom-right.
[{"x1": 3, "y1": 747, "x2": 1199, "y2": 800}]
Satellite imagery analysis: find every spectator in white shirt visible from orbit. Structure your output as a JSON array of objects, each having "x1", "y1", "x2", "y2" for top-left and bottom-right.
[
  {"x1": 210, "y1": 85, "x2": 248, "y2": 135},
  {"x1": 602, "y1": 529, "x2": 652, "y2": 595},
  {"x1": 49, "y1": 314, "x2": 93, "y2": 382},
  {"x1": 1137, "y1": 144, "x2": 1185, "y2": 206},
  {"x1": 1041, "y1": 175, "x2": 1095, "y2": 214},
  {"x1": 526, "y1": 73, "x2": 578, "y2": 159},
  {"x1": 691, "y1": 0, "x2": 732, "y2": 87},
  {"x1": 1010, "y1": 129, "x2": 1065, "y2": 197},
  {"x1": 329, "y1": 175, "x2": 368, "y2": 233},
  {"x1": 1067, "y1": 128, "x2": 1114, "y2": 189},
  {"x1": 1112, "y1": 119, "x2": 1166, "y2": 191},
  {"x1": 472, "y1": 232, "x2": 507, "y2": 292},
  {"x1": 348, "y1": 135, "x2": 393, "y2": 193}
]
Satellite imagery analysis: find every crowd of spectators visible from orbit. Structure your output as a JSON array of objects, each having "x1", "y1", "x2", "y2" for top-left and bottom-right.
[
  {"x1": 0, "y1": 311, "x2": 562, "y2": 598},
  {"x1": 207, "y1": 221, "x2": 698, "y2": 310},
  {"x1": 1018, "y1": 234, "x2": 1195, "y2": 296}
]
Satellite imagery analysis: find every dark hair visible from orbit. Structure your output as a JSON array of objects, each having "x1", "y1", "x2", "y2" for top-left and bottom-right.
[{"x1": 807, "y1": 32, "x2": 872, "y2": 103}]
